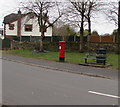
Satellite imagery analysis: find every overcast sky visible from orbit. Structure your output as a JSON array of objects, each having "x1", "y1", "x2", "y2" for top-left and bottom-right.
[{"x1": 0, "y1": 0, "x2": 118, "y2": 35}]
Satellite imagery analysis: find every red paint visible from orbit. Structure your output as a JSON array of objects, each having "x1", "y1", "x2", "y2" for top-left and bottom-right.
[{"x1": 59, "y1": 41, "x2": 65, "y2": 58}]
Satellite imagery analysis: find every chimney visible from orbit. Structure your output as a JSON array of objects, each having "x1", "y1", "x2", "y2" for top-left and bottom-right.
[
  {"x1": 18, "y1": 9, "x2": 21, "y2": 14},
  {"x1": 17, "y1": 9, "x2": 21, "y2": 37}
]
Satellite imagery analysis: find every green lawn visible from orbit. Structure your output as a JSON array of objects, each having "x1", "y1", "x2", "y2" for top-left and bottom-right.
[{"x1": 3, "y1": 49, "x2": 119, "y2": 69}]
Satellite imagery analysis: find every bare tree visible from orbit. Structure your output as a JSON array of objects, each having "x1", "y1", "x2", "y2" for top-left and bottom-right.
[
  {"x1": 21, "y1": 0, "x2": 63, "y2": 52},
  {"x1": 53, "y1": 24, "x2": 77, "y2": 41},
  {"x1": 85, "y1": 0, "x2": 104, "y2": 52},
  {"x1": 66, "y1": 0, "x2": 104, "y2": 52},
  {"x1": 85, "y1": 0, "x2": 104, "y2": 35},
  {"x1": 105, "y1": 1, "x2": 118, "y2": 25},
  {"x1": 105, "y1": 1, "x2": 120, "y2": 53},
  {"x1": 66, "y1": 0, "x2": 88, "y2": 52}
]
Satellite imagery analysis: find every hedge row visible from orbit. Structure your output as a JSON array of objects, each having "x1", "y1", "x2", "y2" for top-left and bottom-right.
[{"x1": 12, "y1": 41, "x2": 119, "y2": 52}]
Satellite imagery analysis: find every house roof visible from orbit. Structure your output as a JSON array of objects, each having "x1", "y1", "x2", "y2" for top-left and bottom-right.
[
  {"x1": 3, "y1": 11, "x2": 52, "y2": 26},
  {"x1": 3, "y1": 13, "x2": 26, "y2": 24}
]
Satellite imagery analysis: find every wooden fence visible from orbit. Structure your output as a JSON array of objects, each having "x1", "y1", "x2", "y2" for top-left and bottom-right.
[{"x1": 90, "y1": 35, "x2": 116, "y2": 43}]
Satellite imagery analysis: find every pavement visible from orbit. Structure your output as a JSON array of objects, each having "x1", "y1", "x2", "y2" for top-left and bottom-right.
[{"x1": 2, "y1": 53, "x2": 119, "y2": 80}]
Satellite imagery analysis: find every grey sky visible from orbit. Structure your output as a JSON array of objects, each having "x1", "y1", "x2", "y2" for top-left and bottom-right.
[{"x1": 0, "y1": 0, "x2": 118, "y2": 35}]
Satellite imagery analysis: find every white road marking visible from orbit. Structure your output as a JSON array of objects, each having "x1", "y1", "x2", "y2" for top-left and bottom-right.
[{"x1": 88, "y1": 91, "x2": 120, "y2": 99}]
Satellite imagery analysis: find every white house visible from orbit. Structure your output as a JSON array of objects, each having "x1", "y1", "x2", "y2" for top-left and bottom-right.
[{"x1": 3, "y1": 10, "x2": 52, "y2": 39}]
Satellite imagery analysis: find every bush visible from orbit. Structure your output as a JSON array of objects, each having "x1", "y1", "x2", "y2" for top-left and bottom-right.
[{"x1": 12, "y1": 41, "x2": 118, "y2": 52}]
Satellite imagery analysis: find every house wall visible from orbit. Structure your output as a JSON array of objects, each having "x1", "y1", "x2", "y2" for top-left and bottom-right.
[
  {"x1": 45, "y1": 26, "x2": 52, "y2": 36},
  {"x1": 5, "y1": 15, "x2": 52, "y2": 37},
  {"x1": 6, "y1": 21, "x2": 18, "y2": 36}
]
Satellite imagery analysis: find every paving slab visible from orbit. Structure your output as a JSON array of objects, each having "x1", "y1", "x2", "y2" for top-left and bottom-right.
[{"x1": 2, "y1": 53, "x2": 118, "y2": 80}]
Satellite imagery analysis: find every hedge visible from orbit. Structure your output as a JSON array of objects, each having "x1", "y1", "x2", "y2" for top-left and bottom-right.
[{"x1": 12, "y1": 41, "x2": 119, "y2": 53}]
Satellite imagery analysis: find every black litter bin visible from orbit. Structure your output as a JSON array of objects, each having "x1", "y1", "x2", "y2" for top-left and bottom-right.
[
  {"x1": 96, "y1": 56, "x2": 106, "y2": 64},
  {"x1": 96, "y1": 48, "x2": 106, "y2": 54},
  {"x1": 96, "y1": 48, "x2": 106, "y2": 65}
]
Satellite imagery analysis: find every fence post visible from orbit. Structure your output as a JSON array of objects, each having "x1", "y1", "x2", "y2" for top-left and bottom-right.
[
  {"x1": 74, "y1": 36, "x2": 76, "y2": 42},
  {"x1": 51, "y1": 36, "x2": 53, "y2": 42},
  {"x1": 100, "y1": 36, "x2": 101, "y2": 43},
  {"x1": 10, "y1": 40, "x2": 13, "y2": 50}
]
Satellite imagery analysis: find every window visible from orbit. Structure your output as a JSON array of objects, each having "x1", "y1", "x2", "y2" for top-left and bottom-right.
[
  {"x1": 25, "y1": 24, "x2": 32, "y2": 32},
  {"x1": 9, "y1": 24, "x2": 14, "y2": 30}
]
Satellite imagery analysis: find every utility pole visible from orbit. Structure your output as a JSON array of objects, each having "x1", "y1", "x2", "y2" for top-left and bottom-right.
[
  {"x1": 117, "y1": 1, "x2": 120, "y2": 54},
  {"x1": 118, "y1": 1, "x2": 120, "y2": 71}
]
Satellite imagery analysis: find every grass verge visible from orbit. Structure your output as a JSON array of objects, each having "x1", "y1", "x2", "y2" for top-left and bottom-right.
[{"x1": 3, "y1": 49, "x2": 119, "y2": 69}]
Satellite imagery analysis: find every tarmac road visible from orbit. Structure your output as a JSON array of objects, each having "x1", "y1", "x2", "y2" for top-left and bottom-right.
[{"x1": 2, "y1": 59, "x2": 119, "y2": 105}]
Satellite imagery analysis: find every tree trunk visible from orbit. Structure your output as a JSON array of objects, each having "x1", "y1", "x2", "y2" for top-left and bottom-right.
[
  {"x1": 88, "y1": 17, "x2": 91, "y2": 53},
  {"x1": 79, "y1": 16, "x2": 84, "y2": 53},
  {"x1": 20, "y1": 36, "x2": 22, "y2": 43},
  {"x1": 39, "y1": 38, "x2": 44, "y2": 52},
  {"x1": 79, "y1": 31, "x2": 84, "y2": 53},
  {"x1": 39, "y1": 32, "x2": 44, "y2": 52}
]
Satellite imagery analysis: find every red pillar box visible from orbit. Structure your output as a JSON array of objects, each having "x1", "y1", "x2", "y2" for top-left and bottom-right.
[{"x1": 59, "y1": 41, "x2": 66, "y2": 62}]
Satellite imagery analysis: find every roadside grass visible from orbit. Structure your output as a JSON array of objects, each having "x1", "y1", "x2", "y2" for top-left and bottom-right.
[
  {"x1": 4, "y1": 50, "x2": 59, "y2": 61},
  {"x1": 107, "y1": 53, "x2": 119, "y2": 69},
  {"x1": 3, "y1": 49, "x2": 119, "y2": 69}
]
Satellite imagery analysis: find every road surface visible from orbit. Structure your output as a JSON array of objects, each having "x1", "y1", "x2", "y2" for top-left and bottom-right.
[{"x1": 2, "y1": 59, "x2": 119, "y2": 105}]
